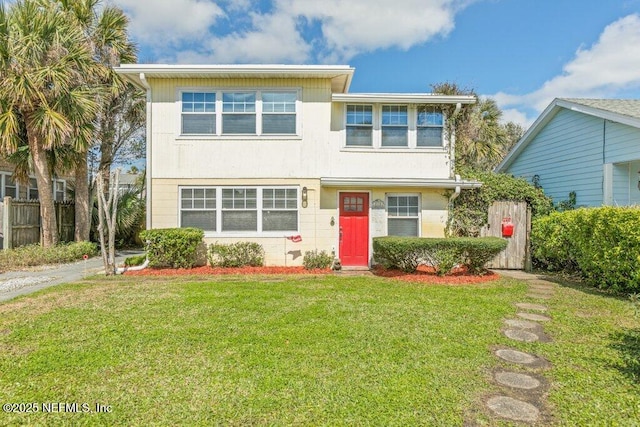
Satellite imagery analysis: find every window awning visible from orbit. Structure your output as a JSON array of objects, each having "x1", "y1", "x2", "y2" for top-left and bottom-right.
[{"x1": 320, "y1": 177, "x2": 482, "y2": 189}]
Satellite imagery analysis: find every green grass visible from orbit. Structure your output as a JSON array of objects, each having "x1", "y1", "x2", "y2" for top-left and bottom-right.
[{"x1": 0, "y1": 274, "x2": 638, "y2": 425}]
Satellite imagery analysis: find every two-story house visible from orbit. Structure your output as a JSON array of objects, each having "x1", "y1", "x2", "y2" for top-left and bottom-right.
[{"x1": 115, "y1": 64, "x2": 479, "y2": 267}]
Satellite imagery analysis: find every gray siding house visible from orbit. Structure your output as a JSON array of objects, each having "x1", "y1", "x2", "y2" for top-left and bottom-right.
[{"x1": 496, "y1": 98, "x2": 640, "y2": 206}]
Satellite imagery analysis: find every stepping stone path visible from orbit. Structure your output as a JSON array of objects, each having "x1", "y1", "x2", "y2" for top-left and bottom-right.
[{"x1": 483, "y1": 271, "x2": 557, "y2": 424}]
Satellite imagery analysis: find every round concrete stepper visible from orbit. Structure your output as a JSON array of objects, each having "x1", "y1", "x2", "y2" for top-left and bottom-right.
[
  {"x1": 487, "y1": 396, "x2": 540, "y2": 422},
  {"x1": 495, "y1": 371, "x2": 541, "y2": 390},
  {"x1": 517, "y1": 312, "x2": 551, "y2": 322},
  {"x1": 504, "y1": 328, "x2": 539, "y2": 342},
  {"x1": 516, "y1": 302, "x2": 548, "y2": 312},
  {"x1": 495, "y1": 348, "x2": 538, "y2": 364},
  {"x1": 505, "y1": 319, "x2": 540, "y2": 329}
]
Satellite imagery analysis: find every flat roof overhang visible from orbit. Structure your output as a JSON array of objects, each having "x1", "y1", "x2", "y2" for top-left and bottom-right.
[
  {"x1": 114, "y1": 64, "x2": 355, "y2": 93},
  {"x1": 320, "y1": 177, "x2": 482, "y2": 189}
]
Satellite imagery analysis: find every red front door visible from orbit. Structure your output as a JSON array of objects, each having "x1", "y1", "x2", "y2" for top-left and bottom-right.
[{"x1": 339, "y1": 192, "x2": 369, "y2": 267}]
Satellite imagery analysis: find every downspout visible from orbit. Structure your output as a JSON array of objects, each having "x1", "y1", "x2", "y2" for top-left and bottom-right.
[
  {"x1": 449, "y1": 102, "x2": 462, "y2": 177},
  {"x1": 140, "y1": 73, "x2": 152, "y2": 230},
  {"x1": 447, "y1": 175, "x2": 462, "y2": 236},
  {"x1": 116, "y1": 257, "x2": 149, "y2": 275}
]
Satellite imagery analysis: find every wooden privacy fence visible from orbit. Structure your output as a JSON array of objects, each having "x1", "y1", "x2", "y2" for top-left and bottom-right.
[
  {"x1": 1, "y1": 197, "x2": 75, "y2": 249},
  {"x1": 480, "y1": 201, "x2": 531, "y2": 270}
]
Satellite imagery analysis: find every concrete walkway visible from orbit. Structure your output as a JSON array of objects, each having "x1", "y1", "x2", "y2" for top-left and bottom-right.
[{"x1": 0, "y1": 250, "x2": 142, "y2": 302}]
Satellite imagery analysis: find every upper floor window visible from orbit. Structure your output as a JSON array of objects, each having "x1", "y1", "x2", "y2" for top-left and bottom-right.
[
  {"x1": 223, "y1": 92, "x2": 256, "y2": 134},
  {"x1": 179, "y1": 90, "x2": 299, "y2": 137},
  {"x1": 181, "y1": 92, "x2": 215, "y2": 135},
  {"x1": 262, "y1": 92, "x2": 296, "y2": 134},
  {"x1": 346, "y1": 105, "x2": 373, "y2": 146},
  {"x1": 381, "y1": 105, "x2": 408, "y2": 147},
  {"x1": 417, "y1": 106, "x2": 444, "y2": 147}
]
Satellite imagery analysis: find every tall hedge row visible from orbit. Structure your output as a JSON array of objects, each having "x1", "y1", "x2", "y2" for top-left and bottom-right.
[{"x1": 531, "y1": 207, "x2": 640, "y2": 293}]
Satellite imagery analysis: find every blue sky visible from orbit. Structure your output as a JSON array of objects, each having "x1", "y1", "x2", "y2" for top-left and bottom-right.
[{"x1": 111, "y1": 0, "x2": 640, "y2": 127}]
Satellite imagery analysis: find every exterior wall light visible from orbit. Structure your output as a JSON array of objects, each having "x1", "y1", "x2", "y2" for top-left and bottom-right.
[{"x1": 302, "y1": 186, "x2": 308, "y2": 208}]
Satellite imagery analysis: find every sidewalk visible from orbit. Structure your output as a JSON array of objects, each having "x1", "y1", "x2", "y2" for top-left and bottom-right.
[{"x1": 0, "y1": 250, "x2": 143, "y2": 302}]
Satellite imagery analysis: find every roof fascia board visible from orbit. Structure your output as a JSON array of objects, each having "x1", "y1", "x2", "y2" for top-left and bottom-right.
[
  {"x1": 333, "y1": 93, "x2": 476, "y2": 104},
  {"x1": 320, "y1": 177, "x2": 482, "y2": 189}
]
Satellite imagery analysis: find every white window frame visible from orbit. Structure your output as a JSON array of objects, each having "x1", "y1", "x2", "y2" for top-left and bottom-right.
[
  {"x1": 346, "y1": 104, "x2": 374, "y2": 147},
  {"x1": 386, "y1": 193, "x2": 421, "y2": 237},
  {"x1": 176, "y1": 88, "x2": 301, "y2": 139},
  {"x1": 180, "y1": 187, "x2": 217, "y2": 231},
  {"x1": 416, "y1": 106, "x2": 445, "y2": 148},
  {"x1": 178, "y1": 185, "x2": 300, "y2": 237},
  {"x1": 343, "y1": 104, "x2": 446, "y2": 150},
  {"x1": 381, "y1": 105, "x2": 408, "y2": 147},
  {"x1": 0, "y1": 173, "x2": 18, "y2": 199},
  {"x1": 180, "y1": 91, "x2": 216, "y2": 135}
]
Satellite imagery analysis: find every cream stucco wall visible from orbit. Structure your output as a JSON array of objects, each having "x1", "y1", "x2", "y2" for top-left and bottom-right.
[
  {"x1": 148, "y1": 77, "x2": 453, "y2": 182},
  {"x1": 153, "y1": 178, "x2": 448, "y2": 265}
]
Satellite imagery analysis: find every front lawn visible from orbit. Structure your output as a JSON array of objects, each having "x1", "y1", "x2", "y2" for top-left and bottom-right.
[{"x1": 0, "y1": 274, "x2": 638, "y2": 425}]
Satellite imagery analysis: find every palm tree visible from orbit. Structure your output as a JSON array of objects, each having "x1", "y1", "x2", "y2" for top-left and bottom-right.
[
  {"x1": 0, "y1": 0, "x2": 102, "y2": 247},
  {"x1": 53, "y1": 0, "x2": 137, "y2": 242}
]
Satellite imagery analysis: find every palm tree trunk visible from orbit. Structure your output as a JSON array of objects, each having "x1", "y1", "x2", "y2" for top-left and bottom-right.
[
  {"x1": 26, "y1": 119, "x2": 58, "y2": 247},
  {"x1": 74, "y1": 152, "x2": 90, "y2": 241}
]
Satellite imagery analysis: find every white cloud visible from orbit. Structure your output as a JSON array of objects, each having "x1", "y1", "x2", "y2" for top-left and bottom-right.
[
  {"x1": 494, "y1": 14, "x2": 640, "y2": 127},
  {"x1": 111, "y1": 0, "x2": 224, "y2": 45},
  {"x1": 282, "y1": 0, "x2": 459, "y2": 61},
  {"x1": 179, "y1": 10, "x2": 311, "y2": 63},
  {"x1": 113, "y1": 0, "x2": 471, "y2": 63}
]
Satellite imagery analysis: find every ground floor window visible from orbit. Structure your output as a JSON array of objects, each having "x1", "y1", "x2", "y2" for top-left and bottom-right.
[
  {"x1": 386, "y1": 194, "x2": 420, "y2": 236},
  {"x1": 180, "y1": 186, "x2": 298, "y2": 234}
]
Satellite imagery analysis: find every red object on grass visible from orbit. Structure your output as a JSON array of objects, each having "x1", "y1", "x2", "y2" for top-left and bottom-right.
[{"x1": 83, "y1": 254, "x2": 89, "y2": 260}]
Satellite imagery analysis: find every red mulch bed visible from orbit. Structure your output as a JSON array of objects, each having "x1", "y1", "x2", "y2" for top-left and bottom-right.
[
  {"x1": 124, "y1": 264, "x2": 499, "y2": 284},
  {"x1": 371, "y1": 265, "x2": 499, "y2": 284}
]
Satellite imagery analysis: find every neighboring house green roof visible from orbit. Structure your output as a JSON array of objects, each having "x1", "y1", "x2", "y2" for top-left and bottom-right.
[{"x1": 496, "y1": 98, "x2": 640, "y2": 172}]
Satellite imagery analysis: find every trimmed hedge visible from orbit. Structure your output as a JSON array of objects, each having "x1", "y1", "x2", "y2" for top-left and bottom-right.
[
  {"x1": 532, "y1": 207, "x2": 640, "y2": 293},
  {"x1": 208, "y1": 242, "x2": 264, "y2": 267},
  {"x1": 373, "y1": 236, "x2": 507, "y2": 275},
  {"x1": 140, "y1": 228, "x2": 204, "y2": 269}
]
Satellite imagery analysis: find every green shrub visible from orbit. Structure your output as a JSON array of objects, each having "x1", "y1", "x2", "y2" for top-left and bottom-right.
[
  {"x1": 303, "y1": 250, "x2": 333, "y2": 270},
  {"x1": 449, "y1": 170, "x2": 553, "y2": 237},
  {"x1": 124, "y1": 254, "x2": 147, "y2": 267},
  {"x1": 532, "y1": 207, "x2": 640, "y2": 293},
  {"x1": 373, "y1": 236, "x2": 507, "y2": 274},
  {"x1": 208, "y1": 242, "x2": 264, "y2": 267},
  {"x1": 140, "y1": 228, "x2": 204, "y2": 269},
  {"x1": 0, "y1": 241, "x2": 98, "y2": 271}
]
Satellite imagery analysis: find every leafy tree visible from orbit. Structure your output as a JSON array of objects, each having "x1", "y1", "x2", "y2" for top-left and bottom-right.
[
  {"x1": 0, "y1": 0, "x2": 102, "y2": 247},
  {"x1": 431, "y1": 82, "x2": 525, "y2": 172},
  {"x1": 54, "y1": 0, "x2": 138, "y2": 242}
]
